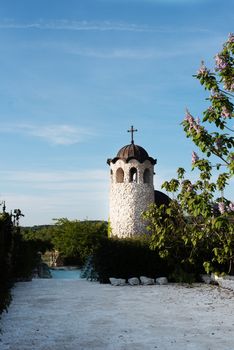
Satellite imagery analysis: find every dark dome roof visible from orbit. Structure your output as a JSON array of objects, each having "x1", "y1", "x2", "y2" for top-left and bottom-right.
[
  {"x1": 117, "y1": 144, "x2": 149, "y2": 162},
  {"x1": 154, "y1": 190, "x2": 171, "y2": 207},
  {"x1": 107, "y1": 143, "x2": 156, "y2": 165}
]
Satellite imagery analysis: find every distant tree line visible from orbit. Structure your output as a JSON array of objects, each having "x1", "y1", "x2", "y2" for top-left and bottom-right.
[{"x1": 22, "y1": 219, "x2": 108, "y2": 266}]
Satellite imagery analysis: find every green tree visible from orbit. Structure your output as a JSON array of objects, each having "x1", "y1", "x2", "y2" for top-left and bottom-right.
[
  {"x1": 51, "y1": 219, "x2": 108, "y2": 264},
  {"x1": 22, "y1": 225, "x2": 55, "y2": 252},
  {"x1": 143, "y1": 33, "x2": 234, "y2": 278}
]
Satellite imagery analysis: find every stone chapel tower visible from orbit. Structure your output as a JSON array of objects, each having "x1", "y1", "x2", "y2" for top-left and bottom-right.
[{"x1": 107, "y1": 126, "x2": 157, "y2": 238}]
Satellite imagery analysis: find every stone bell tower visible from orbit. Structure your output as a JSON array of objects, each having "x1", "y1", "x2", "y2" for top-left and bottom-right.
[{"x1": 107, "y1": 126, "x2": 157, "y2": 238}]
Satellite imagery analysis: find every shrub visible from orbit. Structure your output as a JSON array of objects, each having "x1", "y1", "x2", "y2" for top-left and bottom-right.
[
  {"x1": 93, "y1": 236, "x2": 168, "y2": 283},
  {"x1": 0, "y1": 213, "x2": 47, "y2": 314},
  {"x1": 11, "y1": 230, "x2": 44, "y2": 280},
  {"x1": 51, "y1": 219, "x2": 108, "y2": 265},
  {"x1": 0, "y1": 212, "x2": 13, "y2": 313}
]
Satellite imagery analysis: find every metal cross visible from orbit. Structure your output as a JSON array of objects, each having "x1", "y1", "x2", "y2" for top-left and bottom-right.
[{"x1": 127, "y1": 125, "x2": 138, "y2": 144}]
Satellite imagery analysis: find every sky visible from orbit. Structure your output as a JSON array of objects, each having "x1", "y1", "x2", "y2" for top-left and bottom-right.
[{"x1": 0, "y1": 0, "x2": 233, "y2": 226}]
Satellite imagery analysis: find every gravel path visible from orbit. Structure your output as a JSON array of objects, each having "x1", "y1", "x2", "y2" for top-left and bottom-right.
[{"x1": 1, "y1": 279, "x2": 234, "y2": 350}]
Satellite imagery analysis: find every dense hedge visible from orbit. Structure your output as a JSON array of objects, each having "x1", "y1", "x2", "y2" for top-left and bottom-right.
[
  {"x1": 0, "y1": 213, "x2": 13, "y2": 313},
  {"x1": 92, "y1": 235, "x2": 215, "y2": 284},
  {"x1": 11, "y1": 231, "x2": 47, "y2": 281},
  {"x1": 93, "y1": 237, "x2": 170, "y2": 283},
  {"x1": 0, "y1": 213, "x2": 47, "y2": 314}
]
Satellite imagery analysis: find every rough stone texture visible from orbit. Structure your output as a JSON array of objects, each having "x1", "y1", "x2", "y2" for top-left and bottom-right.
[
  {"x1": 128, "y1": 277, "x2": 140, "y2": 285},
  {"x1": 140, "y1": 276, "x2": 155, "y2": 285},
  {"x1": 109, "y1": 278, "x2": 126, "y2": 286},
  {"x1": 156, "y1": 277, "x2": 168, "y2": 285},
  {"x1": 108, "y1": 159, "x2": 155, "y2": 238}
]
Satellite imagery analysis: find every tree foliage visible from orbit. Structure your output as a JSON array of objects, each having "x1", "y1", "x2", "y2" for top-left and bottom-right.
[
  {"x1": 22, "y1": 220, "x2": 108, "y2": 265},
  {"x1": 50, "y1": 219, "x2": 107, "y2": 264},
  {"x1": 143, "y1": 33, "x2": 234, "y2": 277}
]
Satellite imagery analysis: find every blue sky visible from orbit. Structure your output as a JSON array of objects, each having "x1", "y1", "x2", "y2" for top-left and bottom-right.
[{"x1": 0, "y1": 0, "x2": 233, "y2": 226}]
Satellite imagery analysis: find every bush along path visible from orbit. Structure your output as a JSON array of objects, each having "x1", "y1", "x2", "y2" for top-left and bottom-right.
[
  {"x1": 0, "y1": 209, "x2": 13, "y2": 313},
  {"x1": 0, "y1": 205, "x2": 49, "y2": 315}
]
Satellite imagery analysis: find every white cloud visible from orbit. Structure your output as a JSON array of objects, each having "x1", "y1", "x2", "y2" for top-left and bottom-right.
[
  {"x1": 50, "y1": 34, "x2": 223, "y2": 60},
  {"x1": 0, "y1": 19, "x2": 210, "y2": 34},
  {"x1": 0, "y1": 20, "x2": 153, "y2": 32},
  {"x1": 0, "y1": 123, "x2": 94, "y2": 145},
  {"x1": 65, "y1": 46, "x2": 194, "y2": 60},
  {"x1": 0, "y1": 170, "x2": 108, "y2": 183},
  {"x1": 0, "y1": 169, "x2": 109, "y2": 225},
  {"x1": 3, "y1": 191, "x2": 108, "y2": 226},
  {"x1": 69, "y1": 47, "x2": 165, "y2": 59}
]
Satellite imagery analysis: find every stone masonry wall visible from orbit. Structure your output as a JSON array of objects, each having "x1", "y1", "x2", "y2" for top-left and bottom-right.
[{"x1": 109, "y1": 159, "x2": 155, "y2": 238}]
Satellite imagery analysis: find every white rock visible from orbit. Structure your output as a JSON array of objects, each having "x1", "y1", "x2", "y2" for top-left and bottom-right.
[
  {"x1": 140, "y1": 276, "x2": 154, "y2": 285},
  {"x1": 155, "y1": 277, "x2": 168, "y2": 285},
  {"x1": 200, "y1": 274, "x2": 212, "y2": 284},
  {"x1": 109, "y1": 278, "x2": 126, "y2": 286},
  {"x1": 211, "y1": 274, "x2": 234, "y2": 291},
  {"x1": 128, "y1": 277, "x2": 140, "y2": 286}
]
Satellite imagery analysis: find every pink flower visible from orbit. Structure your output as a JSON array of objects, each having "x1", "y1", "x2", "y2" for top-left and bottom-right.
[
  {"x1": 221, "y1": 106, "x2": 232, "y2": 118},
  {"x1": 215, "y1": 138, "x2": 222, "y2": 149},
  {"x1": 218, "y1": 202, "x2": 225, "y2": 214},
  {"x1": 208, "y1": 106, "x2": 215, "y2": 113},
  {"x1": 227, "y1": 33, "x2": 234, "y2": 44},
  {"x1": 194, "y1": 125, "x2": 201, "y2": 133},
  {"x1": 184, "y1": 110, "x2": 201, "y2": 133},
  {"x1": 229, "y1": 202, "x2": 234, "y2": 212},
  {"x1": 215, "y1": 54, "x2": 228, "y2": 70},
  {"x1": 184, "y1": 109, "x2": 194, "y2": 123},
  {"x1": 191, "y1": 151, "x2": 199, "y2": 164},
  {"x1": 197, "y1": 62, "x2": 209, "y2": 75}
]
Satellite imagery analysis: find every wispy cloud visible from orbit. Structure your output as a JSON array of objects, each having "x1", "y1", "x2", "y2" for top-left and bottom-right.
[
  {"x1": 68, "y1": 47, "x2": 172, "y2": 59},
  {"x1": 0, "y1": 19, "x2": 210, "y2": 34},
  {"x1": 2, "y1": 191, "x2": 108, "y2": 226},
  {"x1": 64, "y1": 36, "x2": 222, "y2": 60},
  {"x1": 0, "y1": 123, "x2": 94, "y2": 145},
  {"x1": 0, "y1": 20, "x2": 154, "y2": 32},
  {"x1": 0, "y1": 169, "x2": 109, "y2": 225},
  {"x1": 0, "y1": 170, "x2": 108, "y2": 183}
]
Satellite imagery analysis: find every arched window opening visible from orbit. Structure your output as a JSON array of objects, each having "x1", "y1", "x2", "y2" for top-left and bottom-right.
[
  {"x1": 143, "y1": 168, "x2": 151, "y2": 183},
  {"x1": 130, "y1": 167, "x2": 138, "y2": 183},
  {"x1": 110, "y1": 169, "x2": 113, "y2": 182},
  {"x1": 116, "y1": 168, "x2": 124, "y2": 183}
]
